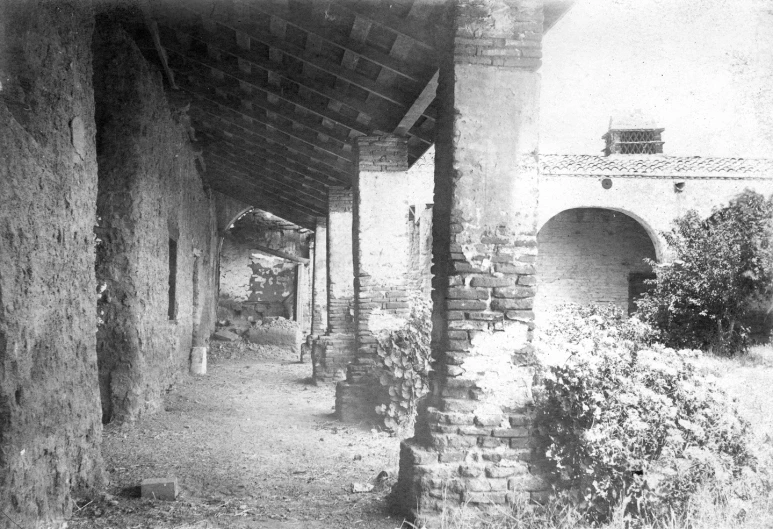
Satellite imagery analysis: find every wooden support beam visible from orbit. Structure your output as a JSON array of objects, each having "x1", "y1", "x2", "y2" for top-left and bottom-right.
[
  {"x1": 394, "y1": 70, "x2": 438, "y2": 136},
  {"x1": 142, "y1": 7, "x2": 178, "y2": 89},
  {"x1": 249, "y1": 243, "x2": 309, "y2": 265}
]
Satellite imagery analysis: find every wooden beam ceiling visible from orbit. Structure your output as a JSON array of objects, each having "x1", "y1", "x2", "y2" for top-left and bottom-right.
[{"x1": 129, "y1": 0, "x2": 573, "y2": 229}]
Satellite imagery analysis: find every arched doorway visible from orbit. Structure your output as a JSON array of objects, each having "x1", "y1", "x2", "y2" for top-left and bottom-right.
[{"x1": 536, "y1": 208, "x2": 658, "y2": 314}]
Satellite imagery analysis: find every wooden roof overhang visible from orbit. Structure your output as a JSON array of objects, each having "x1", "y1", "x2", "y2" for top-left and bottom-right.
[{"x1": 128, "y1": 0, "x2": 573, "y2": 229}]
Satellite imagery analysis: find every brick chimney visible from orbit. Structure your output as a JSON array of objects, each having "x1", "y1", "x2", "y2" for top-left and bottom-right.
[{"x1": 602, "y1": 113, "x2": 664, "y2": 156}]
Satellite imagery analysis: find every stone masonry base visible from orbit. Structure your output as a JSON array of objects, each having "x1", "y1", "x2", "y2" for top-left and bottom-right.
[{"x1": 394, "y1": 407, "x2": 550, "y2": 525}]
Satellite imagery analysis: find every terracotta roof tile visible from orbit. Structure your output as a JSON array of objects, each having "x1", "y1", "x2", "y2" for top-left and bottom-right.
[{"x1": 540, "y1": 154, "x2": 773, "y2": 178}]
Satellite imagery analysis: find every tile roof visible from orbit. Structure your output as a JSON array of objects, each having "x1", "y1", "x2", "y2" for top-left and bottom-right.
[{"x1": 540, "y1": 154, "x2": 773, "y2": 179}]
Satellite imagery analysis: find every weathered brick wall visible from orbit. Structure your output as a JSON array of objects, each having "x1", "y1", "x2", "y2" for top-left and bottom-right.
[
  {"x1": 0, "y1": 2, "x2": 104, "y2": 525},
  {"x1": 94, "y1": 17, "x2": 218, "y2": 424},
  {"x1": 396, "y1": 1, "x2": 547, "y2": 525},
  {"x1": 536, "y1": 208, "x2": 656, "y2": 312}
]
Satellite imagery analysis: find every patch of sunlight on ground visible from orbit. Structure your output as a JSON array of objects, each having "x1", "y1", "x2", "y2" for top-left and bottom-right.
[{"x1": 695, "y1": 344, "x2": 773, "y2": 440}]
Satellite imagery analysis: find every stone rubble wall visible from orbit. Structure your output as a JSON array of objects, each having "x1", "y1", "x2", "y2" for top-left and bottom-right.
[
  {"x1": 93, "y1": 15, "x2": 218, "y2": 424},
  {"x1": 0, "y1": 2, "x2": 105, "y2": 526}
]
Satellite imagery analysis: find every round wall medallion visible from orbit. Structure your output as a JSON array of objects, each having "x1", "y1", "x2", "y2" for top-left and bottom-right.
[{"x1": 601, "y1": 178, "x2": 613, "y2": 189}]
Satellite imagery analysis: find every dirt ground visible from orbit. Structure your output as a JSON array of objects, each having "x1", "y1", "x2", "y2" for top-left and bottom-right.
[{"x1": 70, "y1": 342, "x2": 411, "y2": 529}]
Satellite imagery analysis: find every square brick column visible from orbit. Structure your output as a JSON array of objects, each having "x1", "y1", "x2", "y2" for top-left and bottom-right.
[
  {"x1": 313, "y1": 188, "x2": 356, "y2": 383},
  {"x1": 395, "y1": 0, "x2": 546, "y2": 525},
  {"x1": 310, "y1": 217, "x2": 328, "y2": 337},
  {"x1": 336, "y1": 135, "x2": 414, "y2": 422}
]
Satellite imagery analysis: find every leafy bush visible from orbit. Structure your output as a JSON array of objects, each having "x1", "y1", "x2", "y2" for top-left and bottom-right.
[
  {"x1": 375, "y1": 295, "x2": 432, "y2": 433},
  {"x1": 636, "y1": 190, "x2": 773, "y2": 355},
  {"x1": 535, "y1": 305, "x2": 755, "y2": 524}
]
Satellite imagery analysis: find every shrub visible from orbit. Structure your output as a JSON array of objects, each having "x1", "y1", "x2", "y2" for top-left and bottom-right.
[
  {"x1": 534, "y1": 305, "x2": 755, "y2": 524},
  {"x1": 636, "y1": 190, "x2": 773, "y2": 355},
  {"x1": 374, "y1": 295, "x2": 432, "y2": 433}
]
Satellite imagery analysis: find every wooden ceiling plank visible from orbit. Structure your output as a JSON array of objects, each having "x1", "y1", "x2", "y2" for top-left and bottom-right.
[
  {"x1": 208, "y1": 169, "x2": 326, "y2": 216},
  {"x1": 178, "y1": 4, "x2": 417, "y2": 110},
  {"x1": 197, "y1": 124, "x2": 349, "y2": 190},
  {"x1": 210, "y1": 168, "x2": 325, "y2": 218},
  {"x1": 207, "y1": 152, "x2": 327, "y2": 206},
  {"x1": 164, "y1": 46, "x2": 374, "y2": 139},
  {"x1": 199, "y1": 126, "x2": 345, "y2": 188},
  {"x1": 207, "y1": 156, "x2": 326, "y2": 209},
  {"x1": 160, "y1": 24, "x2": 400, "y2": 134},
  {"x1": 190, "y1": 105, "x2": 352, "y2": 181},
  {"x1": 208, "y1": 146, "x2": 328, "y2": 196},
  {"x1": 252, "y1": 2, "x2": 430, "y2": 85},
  {"x1": 336, "y1": 3, "x2": 438, "y2": 53},
  {"x1": 182, "y1": 82, "x2": 355, "y2": 165},
  {"x1": 171, "y1": 65, "x2": 354, "y2": 146},
  {"x1": 208, "y1": 139, "x2": 336, "y2": 190}
]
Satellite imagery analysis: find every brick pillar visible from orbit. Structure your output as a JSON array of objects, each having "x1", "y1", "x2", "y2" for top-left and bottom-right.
[
  {"x1": 395, "y1": 0, "x2": 546, "y2": 525},
  {"x1": 336, "y1": 135, "x2": 413, "y2": 422},
  {"x1": 313, "y1": 188, "x2": 356, "y2": 383},
  {"x1": 310, "y1": 217, "x2": 328, "y2": 336}
]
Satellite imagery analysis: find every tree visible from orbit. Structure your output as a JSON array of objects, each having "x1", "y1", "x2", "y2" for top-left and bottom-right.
[{"x1": 636, "y1": 190, "x2": 773, "y2": 355}]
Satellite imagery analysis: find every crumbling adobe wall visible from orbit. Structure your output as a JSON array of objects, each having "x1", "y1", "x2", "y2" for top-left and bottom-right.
[
  {"x1": 218, "y1": 214, "x2": 311, "y2": 321},
  {"x1": 93, "y1": 17, "x2": 217, "y2": 424},
  {"x1": 0, "y1": 2, "x2": 104, "y2": 526}
]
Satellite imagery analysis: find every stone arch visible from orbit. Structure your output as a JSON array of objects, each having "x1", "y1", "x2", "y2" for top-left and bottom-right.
[{"x1": 536, "y1": 207, "x2": 659, "y2": 314}]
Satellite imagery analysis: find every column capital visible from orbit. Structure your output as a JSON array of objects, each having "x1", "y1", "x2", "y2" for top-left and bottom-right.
[
  {"x1": 355, "y1": 134, "x2": 409, "y2": 173},
  {"x1": 453, "y1": 0, "x2": 544, "y2": 70}
]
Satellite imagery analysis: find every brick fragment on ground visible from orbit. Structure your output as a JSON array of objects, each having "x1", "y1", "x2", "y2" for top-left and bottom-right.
[{"x1": 141, "y1": 477, "x2": 179, "y2": 500}]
